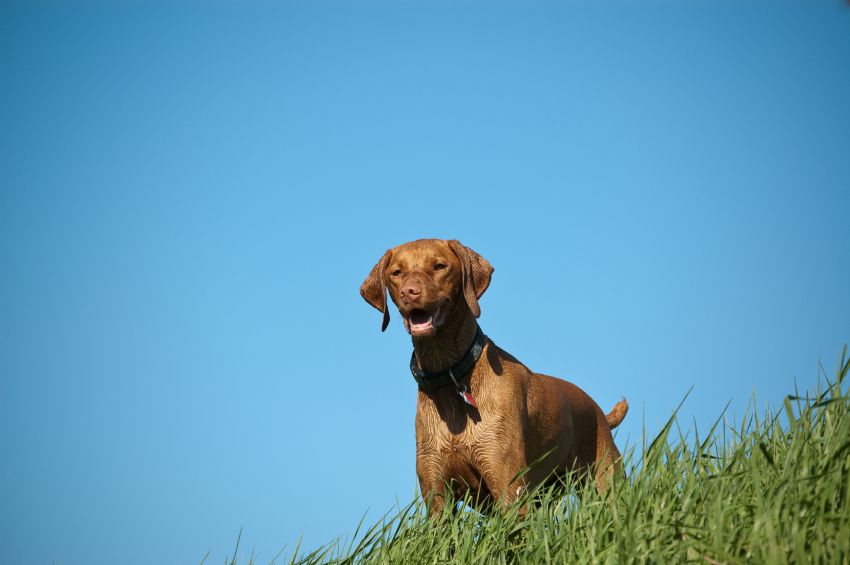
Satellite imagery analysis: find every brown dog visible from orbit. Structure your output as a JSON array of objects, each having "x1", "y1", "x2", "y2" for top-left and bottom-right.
[{"x1": 361, "y1": 239, "x2": 627, "y2": 515}]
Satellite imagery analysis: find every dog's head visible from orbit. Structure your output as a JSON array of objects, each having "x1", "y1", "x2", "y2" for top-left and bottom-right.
[{"x1": 360, "y1": 239, "x2": 493, "y2": 336}]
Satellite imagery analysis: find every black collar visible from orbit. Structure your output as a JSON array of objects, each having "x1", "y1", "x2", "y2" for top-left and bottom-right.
[{"x1": 409, "y1": 327, "x2": 487, "y2": 391}]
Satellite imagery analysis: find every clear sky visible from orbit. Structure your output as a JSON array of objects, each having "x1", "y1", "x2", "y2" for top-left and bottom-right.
[{"x1": 1, "y1": 1, "x2": 848, "y2": 563}]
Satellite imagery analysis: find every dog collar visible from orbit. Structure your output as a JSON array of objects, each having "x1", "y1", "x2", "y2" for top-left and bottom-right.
[{"x1": 409, "y1": 327, "x2": 487, "y2": 407}]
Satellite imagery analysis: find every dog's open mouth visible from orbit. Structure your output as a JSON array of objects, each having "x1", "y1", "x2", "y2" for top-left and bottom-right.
[{"x1": 403, "y1": 305, "x2": 446, "y2": 336}]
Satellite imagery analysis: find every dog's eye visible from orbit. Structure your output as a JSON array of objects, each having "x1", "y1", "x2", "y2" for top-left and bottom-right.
[
  {"x1": 434, "y1": 263, "x2": 446, "y2": 271},
  {"x1": 391, "y1": 269, "x2": 402, "y2": 277}
]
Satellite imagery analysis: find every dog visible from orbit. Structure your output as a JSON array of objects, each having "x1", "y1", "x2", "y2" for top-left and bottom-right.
[{"x1": 360, "y1": 239, "x2": 627, "y2": 515}]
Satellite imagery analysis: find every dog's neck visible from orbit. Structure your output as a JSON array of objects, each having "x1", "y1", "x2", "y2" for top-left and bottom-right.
[{"x1": 411, "y1": 301, "x2": 480, "y2": 374}]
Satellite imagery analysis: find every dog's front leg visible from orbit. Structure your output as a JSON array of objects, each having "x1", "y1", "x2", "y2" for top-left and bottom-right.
[
  {"x1": 479, "y1": 432, "x2": 530, "y2": 512},
  {"x1": 483, "y1": 465, "x2": 527, "y2": 508},
  {"x1": 416, "y1": 463, "x2": 452, "y2": 518}
]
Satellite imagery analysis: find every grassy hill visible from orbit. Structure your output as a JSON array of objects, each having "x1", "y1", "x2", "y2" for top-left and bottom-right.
[{"x1": 231, "y1": 349, "x2": 850, "y2": 564}]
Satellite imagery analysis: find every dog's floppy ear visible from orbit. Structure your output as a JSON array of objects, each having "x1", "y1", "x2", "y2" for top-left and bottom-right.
[
  {"x1": 360, "y1": 250, "x2": 392, "y2": 332},
  {"x1": 448, "y1": 240, "x2": 494, "y2": 318}
]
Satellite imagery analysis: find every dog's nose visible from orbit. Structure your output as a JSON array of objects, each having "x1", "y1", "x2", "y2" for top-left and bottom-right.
[{"x1": 400, "y1": 281, "x2": 422, "y2": 302}]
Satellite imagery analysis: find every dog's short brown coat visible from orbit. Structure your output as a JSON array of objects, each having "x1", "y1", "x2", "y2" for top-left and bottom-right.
[{"x1": 361, "y1": 239, "x2": 627, "y2": 515}]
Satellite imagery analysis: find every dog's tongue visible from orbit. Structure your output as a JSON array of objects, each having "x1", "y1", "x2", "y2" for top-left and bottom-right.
[{"x1": 410, "y1": 309, "x2": 430, "y2": 325}]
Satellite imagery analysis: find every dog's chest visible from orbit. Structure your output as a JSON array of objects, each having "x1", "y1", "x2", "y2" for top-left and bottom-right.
[{"x1": 415, "y1": 394, "x2": 501, "y2": 469}]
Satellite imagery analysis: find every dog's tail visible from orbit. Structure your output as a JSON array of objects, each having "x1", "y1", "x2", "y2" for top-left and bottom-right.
[{"x1": 606, "y1": 399, "x2": 629, "y2": 429}]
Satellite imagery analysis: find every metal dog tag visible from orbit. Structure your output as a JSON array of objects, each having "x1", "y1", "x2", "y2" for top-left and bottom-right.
[{"x1": 459, "y1": 389, "x2": 478, "y2": 408}]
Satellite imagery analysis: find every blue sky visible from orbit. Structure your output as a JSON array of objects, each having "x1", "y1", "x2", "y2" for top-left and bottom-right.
[{"x1": 1, "y1": 1, "x2": 849, "y2": 563}]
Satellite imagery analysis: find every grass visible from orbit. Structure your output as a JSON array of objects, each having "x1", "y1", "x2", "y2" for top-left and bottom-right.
[{"x1": 224, "y1": 348, "x2": 850, "y2": 564}]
